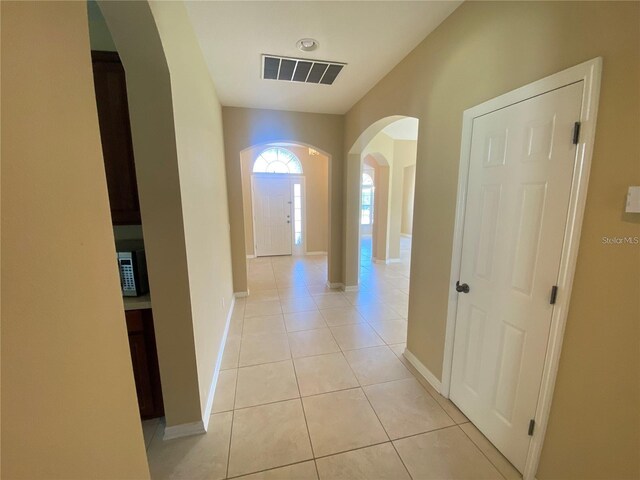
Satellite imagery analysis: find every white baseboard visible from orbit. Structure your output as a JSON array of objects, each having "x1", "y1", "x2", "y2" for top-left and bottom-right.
[
  {"x1": 326, "y1": 281, "x2": 344, "y2": 289},
  {"x1": 373, "y1": 257, "x2": 401, "y2": 265},
  {"x1": 403, "y1": 348, "x2": 442, "y2": 392},
  {"x1": 343, "y1": 285, "x2": 359, "y2": 292},
  {"x1": 306, "y1": 251, "x2": 327, "y2": 256},
  {"x1": 202, "y1": 295, "x2": 236, "y2": 423},
  {"x1": 246, "y1": 254, "x2": 255, "y2": 259},
  {"x1": 163, "y1": 420, "x2": 206, "y2": 440},
  {"x1": 165, "y1": 295, "x2": 237, "y2": 441},
  {"x1": 234, "y1": 291, "x2": 248, "y2": 298}
]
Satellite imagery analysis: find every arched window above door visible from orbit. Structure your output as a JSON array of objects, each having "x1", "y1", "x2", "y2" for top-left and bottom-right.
[{"x1": 253, "y1": 147, "x2": 303, "y2": 174}]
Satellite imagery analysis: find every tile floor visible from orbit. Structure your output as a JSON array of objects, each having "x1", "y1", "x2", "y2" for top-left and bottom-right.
[{"x1": 143, "y1": 237, "x2": 521, "y2": 479}]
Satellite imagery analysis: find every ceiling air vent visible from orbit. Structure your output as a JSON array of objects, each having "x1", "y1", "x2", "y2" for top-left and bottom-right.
[{"x1": 262, "y1": 55, "x2": 345, "y2": 85}]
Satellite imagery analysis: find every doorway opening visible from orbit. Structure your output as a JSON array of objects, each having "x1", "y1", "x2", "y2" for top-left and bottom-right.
[
  {"x1": 359, "y1": 166, "x2": 375, "y2": 267},
  {"x1": 240, "y1": 142, "x2": 330, "y2": 291},
  {"x1": 351, "y1": 118, "x2": 418, "y2": 302},
  {"x1": 250, "y1": 146, "x2": 305, "y2": 257}
]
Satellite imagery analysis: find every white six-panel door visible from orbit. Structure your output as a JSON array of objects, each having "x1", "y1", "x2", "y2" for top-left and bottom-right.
[
  {"x1": 449, "y1": 82, "x2": 583, "y2": 472},
  {"x1": 252, "y1": 175, "x2": 293, "y2": 257}
]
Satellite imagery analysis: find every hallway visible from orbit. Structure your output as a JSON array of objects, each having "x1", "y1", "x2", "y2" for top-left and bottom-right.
[{"x1": 143, "y1": 251, "x2": 520, "y2": 479}]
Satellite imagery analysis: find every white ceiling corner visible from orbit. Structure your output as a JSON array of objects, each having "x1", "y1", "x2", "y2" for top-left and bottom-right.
[{"x1": 184, "y1": 1, "x2": 462, "y2": 114}]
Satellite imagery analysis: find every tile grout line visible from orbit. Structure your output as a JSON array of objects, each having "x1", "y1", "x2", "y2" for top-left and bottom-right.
[
  {"x1": 398, "y1": 357, "x2": 461, "y2": 426},
  {"x1": 278, "y1": 296, "x2": 318, "y2": 473},
  {"x1": 321, "y1": 333, "x2": 413, "y2": 478},
  {"x1": 224, "y1": 298, "x2": 247, "y2": 479},
  {"x1": 220, "y1": 372, "x2": 436, "y2": 414},
  {"x1": 290, "y1": 354, "x2": 317, "y2": 460},
  {"x1": 356, "y1": 377, "x2": 416, "y2": 480},
  {"x1": 357, "y1": 380, "x2": 415, "y2": 480},
  {"x1": 231, "y1": 332, "x2": 409, "y2": 383},
  {"x1": 313, "y1": 458, "x2": 320, "y2": 480},
  {"x1": 236, "y1": 254, "x2": 418, "y2": 478},
  {"x1": 458, "y1": 423, "x2": 511, "y2": 480},
  {"x1": 224, "y1": 410, "x2": 235, "y2": 479},
  {"x1": 225, "y1": 458, "x2": 316, "y2": 480}
]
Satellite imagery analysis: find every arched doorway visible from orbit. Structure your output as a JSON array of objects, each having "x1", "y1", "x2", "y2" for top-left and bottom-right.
[
  {"x1": 345, "y1": 116, "x2": 419, "y2": 290},
  {"x1": 239, "y1": 141, "x2": 331, "y2": 292}
]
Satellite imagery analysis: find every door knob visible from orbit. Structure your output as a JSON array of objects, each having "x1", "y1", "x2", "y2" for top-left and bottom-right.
[{"x1": 456, "y1": 281, "x2": 470, "y2": 293}]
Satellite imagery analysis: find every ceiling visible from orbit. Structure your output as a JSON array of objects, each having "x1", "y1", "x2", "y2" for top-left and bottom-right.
[
  {"x1": 381, "y1": 117, "x2": 419, "y2": 140},
  {"x1": 185, "y1": 1, "x2": 461, "y2": 114}
]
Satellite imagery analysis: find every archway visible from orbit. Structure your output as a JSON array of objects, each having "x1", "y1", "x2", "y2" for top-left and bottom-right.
[
  {"x1": 345, "y1": 116, "x2": 419, "y2": 289},
  {"x1": 239, "y1": 141, "x2": 332, "y2": 292}
]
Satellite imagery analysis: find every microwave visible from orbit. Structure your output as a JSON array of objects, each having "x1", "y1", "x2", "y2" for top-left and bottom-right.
[{"x1": 116, "y1": 240, "x2": 149, "y2": 297}]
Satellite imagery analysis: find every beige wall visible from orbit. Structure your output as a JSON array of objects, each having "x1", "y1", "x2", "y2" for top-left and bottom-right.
[
  {"x1": 100, "y1": 0, "x2": 201, "y2": 428},
  {"x1": 401, "y1": 164, "x2": 416, "y2": 235},
  {"x1": 222, "y1": 107, "x2": 344, "y2": 293},
  {"x1": 101, "y1": 0, "x2": 235, "y2": 428},
  {"x1": 371, "y1": 162, "x2": 390, "y2": 262},
  {"x1": 150, "y1": 0, "x2": 235, "y2": 421},
  {"x1": 1, "y1": 2, "x2": 149, "y2": 478},
  {"x1": 344, "y1": 2, "x2": 640, "y2": 478},
  {"x1": 242, "y1": 145, "x2": 329, "y2": 256},
  {"x1": 388, "y1": 140, "x2": 417, "y2": 258}
]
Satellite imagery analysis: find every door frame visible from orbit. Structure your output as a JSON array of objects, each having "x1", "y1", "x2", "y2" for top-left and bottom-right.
[
  {"x1": 250, "y1": 173, "x2": 306, "y2": 257},
  {"x1": 441, "y1": 58, "x2": 602, "y2": 479}
]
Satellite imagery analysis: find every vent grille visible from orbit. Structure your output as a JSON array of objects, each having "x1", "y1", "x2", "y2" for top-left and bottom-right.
[{"x1": 262, "y1": 55, "x2": 345, "y2": 85}]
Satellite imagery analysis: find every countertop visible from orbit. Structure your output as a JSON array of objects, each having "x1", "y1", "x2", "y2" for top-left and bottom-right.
[{"x1": 123, "y1": 293, "x2": 152, "y2": 311}]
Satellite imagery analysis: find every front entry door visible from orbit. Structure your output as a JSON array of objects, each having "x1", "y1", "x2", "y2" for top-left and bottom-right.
[
  {"x1": 252, "y1": 176, "x2": 292, "y2": 256},
  {"x1": 449, "y1": 82, "x2": 583, "y2": 472}
]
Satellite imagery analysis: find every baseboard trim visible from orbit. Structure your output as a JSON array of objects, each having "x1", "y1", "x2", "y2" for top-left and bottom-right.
[
  {"x1": 403, "y1": 348, "x2": 442, "y2": 392},
  {"x1": 202, "y1": 295, "x2": 236, "y2": 424},
  {"x1": 373, "y1": 257, "x2": 402, "y2": 265},
  {"x1": 326, "y1": 281, "x2": 344, "y2": 289},
  {"x1": 163, "y1": 295, "x2": 238, "y2": 441},
  {"x1": 163, "y1": 420, "x2": 206, "y2": 440},
  {"x1": 306, "y1": 251, "x2": 328, "y2": 256},
  {"x1": 246, "y1": 254, "x2": 255, "y2": 259},
  {"x1": 343, "y1": 285, "x2": 359, "y2": 292},
  {"x1": 234, "y1": 291, "x2": 248, "y2": 298}
]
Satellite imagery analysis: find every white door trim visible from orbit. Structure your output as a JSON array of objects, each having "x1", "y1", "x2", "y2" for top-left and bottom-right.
[
  {"x1": 292, "y1": 176, "x2": 307, "y2": 256},
  {"x1": 441, "y1": 57, "x2": 602, "y2": 479}
]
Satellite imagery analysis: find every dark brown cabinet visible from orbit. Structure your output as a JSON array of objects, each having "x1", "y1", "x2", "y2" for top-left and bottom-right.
[
  {"x1": 91, "y1": 51, "x2": 141, "y2": 225},
  {"x1": 125, "y1": 309, "x2": 164, "y2": 419}
]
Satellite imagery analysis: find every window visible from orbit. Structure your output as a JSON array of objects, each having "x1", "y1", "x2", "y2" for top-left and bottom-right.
[
  {"x1": 253, "y1": 147, "x2": 303, "y2": 174},
  {"x1": 293, "y1": 183, "x2": 302, "y2": 246},
  {"x1": 361, "y1": 172, "x2": 374, "y2": 225}
]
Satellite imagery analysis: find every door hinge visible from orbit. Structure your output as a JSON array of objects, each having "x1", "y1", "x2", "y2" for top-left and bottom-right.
[
  {"x1": 572, "y1": 122, "x2": 581, "y2": 145},
  {"x1": 528, "y1": 419, "x2": 535, "y2": 436},
  {"x1": 549, "y1": 285, "x2": 558, "y2": 305}
]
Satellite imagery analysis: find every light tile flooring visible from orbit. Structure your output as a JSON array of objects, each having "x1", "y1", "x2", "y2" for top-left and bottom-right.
[{"x1": 143, "y1": 237, "x2": 521, "y2": 479}]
